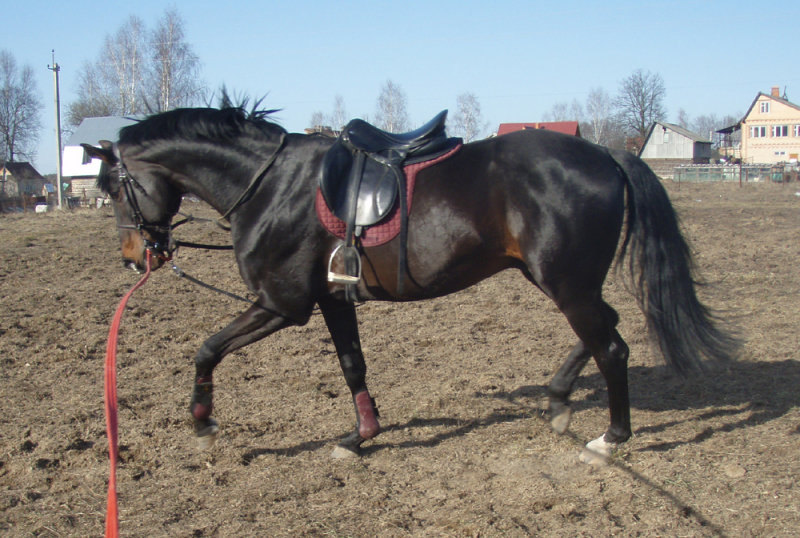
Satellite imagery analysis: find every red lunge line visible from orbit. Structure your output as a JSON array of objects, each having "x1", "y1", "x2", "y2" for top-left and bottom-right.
[{"x1": 104, "y1": 252, "x2": 152, "y2": 538}]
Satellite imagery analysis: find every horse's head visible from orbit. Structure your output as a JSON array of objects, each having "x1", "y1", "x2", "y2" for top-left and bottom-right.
[{"x1": 83, "y1": 141, "x2": 181, "y2": 273}]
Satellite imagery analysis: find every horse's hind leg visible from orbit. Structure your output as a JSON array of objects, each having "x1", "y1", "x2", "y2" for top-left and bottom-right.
[
  {"x1": 318, "y1": 296, "x2": 380, "y2": 458},
  {"x1": 547, "y1": 302, "x2": 621, "y2": 434},
  {"x1": 547, "y1": 341, "x2": 592, "y2": 434},
  {"x1": 190, "y1": 303, "x2": 296, "y2": 449},
  {"x1": 559, "y1": 298, "x2": 631, "y2": 464}
]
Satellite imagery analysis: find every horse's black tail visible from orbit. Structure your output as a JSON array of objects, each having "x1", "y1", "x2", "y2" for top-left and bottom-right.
[{"x1": 610, "y1": 149, "x2": 740, "y2": 374}]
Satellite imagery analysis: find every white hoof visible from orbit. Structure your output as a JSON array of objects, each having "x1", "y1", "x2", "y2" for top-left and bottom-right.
[
  {"x1": 331, "y1": 445, "x2": 360, "y2": 459},
  {"x1": 551, "y1": 407, "x2": 572, "y2": 434},
  {"x1": 579, "y1": 435, "x2": 617, "y2": 465},
  {"x1": 196, "y1": 421, "x2": 219, "y2": 451}
]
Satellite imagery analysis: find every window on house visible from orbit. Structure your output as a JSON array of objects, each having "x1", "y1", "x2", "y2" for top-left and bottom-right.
[
  {"x1": 750, "y1": 126, "x2": 767, "y2": 138},
  {"x1": 794, "y1": 125, "x2": 800, "y2": 137},
  {"x1": 760, "y1": 101, "x2": 770, "y2": 113},
  {"x1": 772, "y1": 125, "x2": 789, "y2": 137}
]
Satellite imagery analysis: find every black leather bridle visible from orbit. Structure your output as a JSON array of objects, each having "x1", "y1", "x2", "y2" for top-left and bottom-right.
[{"x1": 114, "y1": 158, "x2": 174, "y2": 262}]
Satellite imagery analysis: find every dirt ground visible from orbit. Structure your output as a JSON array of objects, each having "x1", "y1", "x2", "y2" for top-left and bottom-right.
[{"x1": 0, "y1": 180, "x2": 798, "y2": 537}]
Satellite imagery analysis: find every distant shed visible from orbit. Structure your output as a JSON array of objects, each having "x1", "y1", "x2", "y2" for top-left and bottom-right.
[{"x1": 639, "y1": 121, "x2": 711, "y2": 178}]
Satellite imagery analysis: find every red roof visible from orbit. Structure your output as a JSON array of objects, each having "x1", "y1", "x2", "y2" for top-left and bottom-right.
[{"x1": 497, "y1": 122, "x2": 581, "y2": 137}]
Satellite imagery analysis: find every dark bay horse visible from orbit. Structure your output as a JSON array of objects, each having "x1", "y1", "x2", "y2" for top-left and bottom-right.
[{"x1": 84, "y1": 106, "x2": 738, "y2": 463}]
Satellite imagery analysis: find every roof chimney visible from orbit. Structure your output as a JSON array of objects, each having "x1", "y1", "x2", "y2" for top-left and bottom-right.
[{"x1": 771, "y1": 86, "x2": 780, "y2": 97}]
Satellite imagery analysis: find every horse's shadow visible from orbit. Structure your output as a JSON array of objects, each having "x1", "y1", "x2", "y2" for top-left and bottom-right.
[
  {"x1": 240, "y1": 358, "x2": 800, "y2": 462},
  {"x1": 485, "y1": 358, "x2": 800, "y2": 452}
]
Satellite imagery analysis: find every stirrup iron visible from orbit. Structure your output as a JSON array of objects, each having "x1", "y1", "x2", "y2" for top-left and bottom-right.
[{"x1": 327, "y1": 243, "x2": 362, "y2": 285}]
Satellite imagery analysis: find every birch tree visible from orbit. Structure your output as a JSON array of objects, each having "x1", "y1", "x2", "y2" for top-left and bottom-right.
[
  {"x1": 584, "y1": 87, "x2": 614, "y2": 145},
  {"x1": 543, "y1": 99, "x2": 583, "y2": 122},
  {"x1": 0, "y1": 50, "x2": 42, "y2": 162},
  {"x1": 329, "y1": 94, "x2": 348, "y2": 132},
  {"x1": 68, "y1": 9, "x2": 205, "y2": 127},
  {"x1": 375, "y1": 80, "x2": 409, "y2": 133},
  {"x1": 147, "y1": 8, "x2": 204, "y2": 111},
  {"x1": 104, "y1": 15, "x2": 147, "y2": 115},
  {"x1": 451, "y1": 92, "x2": 488, "y2": 142}
]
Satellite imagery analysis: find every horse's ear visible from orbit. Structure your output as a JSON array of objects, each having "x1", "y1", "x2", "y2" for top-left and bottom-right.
[{"x1": 81, "y1": 141, "x2": 118, "y2": 165}]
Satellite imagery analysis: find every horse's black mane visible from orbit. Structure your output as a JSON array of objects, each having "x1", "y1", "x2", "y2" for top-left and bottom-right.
[
  {"x1": 118, "y1": 105, "x2": 286, "y2": 147},
  {"x1": 96, "y1": 101, "x2": 284, "y2": 194}
]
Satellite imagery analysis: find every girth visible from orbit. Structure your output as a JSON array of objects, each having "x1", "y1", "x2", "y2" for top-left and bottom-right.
[{"x1": 319, "y1": 110, "x2": 461, "y2": 300}]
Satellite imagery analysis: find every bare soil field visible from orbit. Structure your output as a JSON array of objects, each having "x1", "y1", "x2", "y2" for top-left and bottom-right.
[{"x1": 1, "y1": 180, "x2": 798, "y2": 537}]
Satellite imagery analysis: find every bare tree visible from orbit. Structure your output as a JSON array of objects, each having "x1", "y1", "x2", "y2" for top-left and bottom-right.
[
  {"x1": 691, "y1": 113, "x2": 719, "y2": 143},
  {"x1": 692, "y1": 113, "x2": 740, "y2": 149},
  {"x1": 676, "y1": 108, "x2": 690, "y2": 129},
  {"x1": 543, "y1": 99, "x2": 583, "y2": 123},
  {"x1": 375, "y1": 80, "x2": 409, "y2": 133},
  {"x1": 615, "y1": 69, "x2": 666, "y2": 139},
  {"x1": 307, "y1": 95, "x2": 348, "y2": 132},
  {"x1": 66, "y1": 17, "x2": 146, "y2": 127},
  {"x1": 67, "y1": 60, "x2": 116, "y2": 128},
  {"x1": 451, "y1": 92, "x2": 488, "y2": 142},
  {"x1": 68, "y1": 9, "x2": 205, "y2": 127},
  {"x1": 308, "y1": 110, "x2": 326, "y2": 129},
  {"x1": 329, "y1": 94, "x2": 348, "y2": 132},
  {"x1": 147, "y1": 8, "x2": 205, "y2": 111},
  {"x1": 583, "y1": 87, "x2": 615, "y2": 145},
  {"x1": 103, "y1": 15, "x2": 147, "y2": 115},
  {"x1": 0, "y1": 50, "x2": 42, "y2": 163}
]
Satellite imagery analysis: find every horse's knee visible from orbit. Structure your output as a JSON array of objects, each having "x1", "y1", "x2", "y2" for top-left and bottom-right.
[
  {"x1": 596, "y1": 335, "x2": 629, "y2": 374},
  {"x1": 194, "y1": 341, "x2": 221, "y2": 375}
]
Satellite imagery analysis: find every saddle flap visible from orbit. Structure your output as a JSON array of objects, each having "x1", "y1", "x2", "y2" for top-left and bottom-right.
[
  {"x1": 321, "y1": 144, "x2": 399, "y2": 227},
  {"x1": 355, "y1": 160, "x2": 398, "y2": 226}
]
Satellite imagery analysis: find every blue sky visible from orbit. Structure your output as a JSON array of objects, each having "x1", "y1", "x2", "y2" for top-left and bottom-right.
[{"x1": 4, "y1": 0, "x2": 798, "y2": 174}]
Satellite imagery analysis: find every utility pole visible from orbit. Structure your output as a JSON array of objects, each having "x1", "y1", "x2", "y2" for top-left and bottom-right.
[{"x1": 47, "y1": 50, "x2": 63, "y2": 210}]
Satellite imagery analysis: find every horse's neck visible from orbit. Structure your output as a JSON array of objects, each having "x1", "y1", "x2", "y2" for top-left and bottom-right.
[{"x1": 170, "y1": 136, "x2": 281, "y2": 216}]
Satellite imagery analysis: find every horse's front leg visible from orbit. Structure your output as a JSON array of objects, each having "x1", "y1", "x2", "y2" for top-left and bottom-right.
[
  {"x1": 190, "y1": 303, "x2": 296, "y2": 449},
  {"x1": 318, "y1": 296, "x2": 380, "y2": 458}
]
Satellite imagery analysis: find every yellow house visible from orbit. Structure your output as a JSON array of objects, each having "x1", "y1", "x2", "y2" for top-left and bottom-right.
[{"x1": 739, "y1": 87, "x2": 800, "y2": 164}]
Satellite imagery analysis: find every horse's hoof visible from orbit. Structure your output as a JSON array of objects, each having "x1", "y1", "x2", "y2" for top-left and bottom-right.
[
  {"x1": 331, "y1": 445, "x2": 360, "y2": 459},
  {"x1": 579, "y1": 435, "x2": 616, "y2": 465},
  {"x1": 550, "y1": 407, "x2": 572, "y2": 434},
  {"x1": 196, "y1": 420, "x2": 219, "y2": 451}
]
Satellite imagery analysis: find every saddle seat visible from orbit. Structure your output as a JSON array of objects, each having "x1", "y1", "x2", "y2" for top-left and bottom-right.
[
  {"x1": 320, "y1": 110, "x2": 459, "y2": 228},
  {"x1": 343, "y1": 109, "x2": 451, "y2": 156}
]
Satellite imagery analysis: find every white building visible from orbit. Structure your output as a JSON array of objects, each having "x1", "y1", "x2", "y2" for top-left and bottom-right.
[{"x1": 63, "y1": 116, "x2": 140, "y2": 200}]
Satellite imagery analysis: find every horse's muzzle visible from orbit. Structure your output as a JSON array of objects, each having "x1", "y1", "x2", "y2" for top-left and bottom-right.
[{"x1": 122, "y1": 248, "x2": 169, "y2": 274}]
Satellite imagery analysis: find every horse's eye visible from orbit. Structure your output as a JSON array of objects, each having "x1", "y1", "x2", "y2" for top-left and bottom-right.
[{"x1": 109, "y1": 184, "x2": 124, "y2": 202}]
